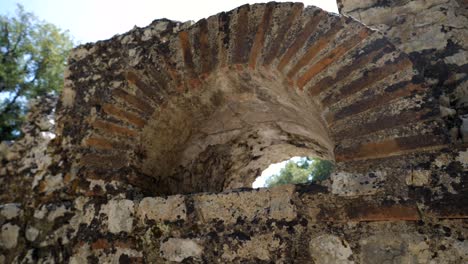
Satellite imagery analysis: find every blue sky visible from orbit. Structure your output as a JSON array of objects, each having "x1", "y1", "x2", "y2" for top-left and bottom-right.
[{"x1": 1, "y1": 0, "x2": 338, "y2": 44}]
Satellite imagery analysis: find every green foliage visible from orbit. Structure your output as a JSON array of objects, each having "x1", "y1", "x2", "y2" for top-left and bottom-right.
[
  {"x1": 0, "y1": 5, "x2": 73, "y2": 140},
  {"x1": 265, "y1": 157, "x2": 334, "y2": 188}
]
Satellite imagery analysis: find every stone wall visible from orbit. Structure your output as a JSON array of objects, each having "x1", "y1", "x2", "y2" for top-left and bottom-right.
[
  {"x1": 0, "y1": 2, "x2": 467, "y2": 263},
  {"x1": 1, "y1": 185, "x2": 466, "y2": 263},
  {"x1": 0, "y1": 95, "x2": 57, "y2": 204},
  {"x1": 56, "y1": 2, "x2": 449, "y2": 197},
  {"x1": 337, "y1": 0, "x2": 468, "y2": 143}
]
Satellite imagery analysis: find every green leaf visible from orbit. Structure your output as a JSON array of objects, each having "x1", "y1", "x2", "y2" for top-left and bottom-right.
[
  {"x1": 265, "y1": 157, "x2": 334, "y2": 188},
  {"x1": 0, "y1": 4, "x2": 74, "y2": 140}
]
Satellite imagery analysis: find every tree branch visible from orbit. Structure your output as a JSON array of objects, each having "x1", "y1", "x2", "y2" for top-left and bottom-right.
[
  {"x1": 10, "y1": 28, "x2": 26, "y2": 58},
  {"x1": 1, "y1": 22, "x2": 11, "y2": 65},
  {"x1": 0, "y1": 87, "x2": 22, "y2": 118},
  {"x1": 0, "y1": 59, "x2": 41, "y2": 117}
]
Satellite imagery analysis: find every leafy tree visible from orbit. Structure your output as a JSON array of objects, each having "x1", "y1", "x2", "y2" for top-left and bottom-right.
[
  {"x1": 265, "y1": 157, "x2": 334, "y2": 188},
  {"x1": 0, "y1": 5, "x2": 73, "y2": 140}
]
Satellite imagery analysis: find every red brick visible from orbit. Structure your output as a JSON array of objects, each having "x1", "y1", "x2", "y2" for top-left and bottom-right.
[
  {"x1": 329, "y1": 82, "x2": 424, "y2": 123},
  {"x1": 248, "y1": 3, "x2": 274, "y2": 69},
  {"x1": 232, "y1": 6, "x2": 251, "y2": 64},
  {"x1": 83, "y1": 136, "x2": 130, "y2": 151},
  {"x1": 322, "y1": 56, "x2": 413, "y2": 106},
  {"x1": 347, "y1": 204, "x2": 421, "y2": 222},
  {"x1": 331, "y1": 109, "x2": 435, "y2": 140},
  {"x1": 196, "y1": 19, "x2": 212, "y2": 74},
  {"x1": 92, "y1": 120, "x2": 138, "y2": 137},
  {"x1": 125, "y1": 71, "x2": 162, "y2": 104},
  {"x1": 179, "y1": 31, "x2": 195, "y2": 70},
  {"x1": 80, "y1": 153, "x2": 129, "y2": 169},
  {"x1": 308, "y1": 39, "x2": 392, "y2": 96},
  {"x1": 277, "y1": 11, "x2": 326, "y2": 71},
  {"x1": 336, "y1": 134, "x2": 448, "y2": 162},
  {"x1": 262, "y1": 3, "x2": 303, "y2": 65},
  {"x1": 287, "y1": 22, "x2": 347, "y2": 79},
  {"x1": 296, "y1": 28, "x2": 370, "y2": 87},
  {"x1": 103, "y1": 103, "x2": 146, "y2": 128},
  {"x1": 112, "y1": 88, "x2": 154, "y2": 114},
  {"x1": 91, "y1": 239, "x2": 110, "y2": 250}
]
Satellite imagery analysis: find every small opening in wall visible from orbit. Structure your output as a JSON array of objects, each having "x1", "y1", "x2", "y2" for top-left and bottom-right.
[{"x1": 252, "y1": 156, "x2": 335, "y2": 188}]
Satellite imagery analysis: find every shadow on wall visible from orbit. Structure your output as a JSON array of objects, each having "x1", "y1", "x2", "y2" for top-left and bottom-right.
[
  {"x1": 253, "y1": 156, "x2": 335, "y2": 188},
  {"x1": 137, "y1": 69, "x2": 334, "y2": 195}
]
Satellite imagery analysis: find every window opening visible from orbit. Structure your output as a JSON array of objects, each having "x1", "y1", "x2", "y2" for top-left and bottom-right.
[{"x1": 252, "y1": 156, "x2": 334, "y2": 188}]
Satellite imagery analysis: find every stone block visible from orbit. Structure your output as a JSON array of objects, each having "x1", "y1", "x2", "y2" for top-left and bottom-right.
[
  {"x1": 269, "y1": 185, "x2": 297, "y2": 221},
  {"x1": 137, "y1": 195, "x2": 186, "y2": 223},
  {"x1": 105, "y1": 199, "x2": 134, "y2": 234},
  {"x1": 221, "y1": 233, "x2": 281, "y2": 262},
  {"x1": 0, "y1": 204, "x2": 21, "y2": 220},
  {"x1": 26, "y1": 226, "x2": 39, "y2": 242},
  {"x1": 193, "y1": 186, "x2": 296, "y2": 223},
  {"x1": 310, "y1": 235, "x2": 354, "y2": 264},
  {"x1": 331, "y1": 171, "x2": 385, "y2": 196},
  {"x1": 359, "y1": 232, "x2": 432, "y2": 264},
  {"x1": 160, "y1": 238, "x2": 203, "y2": 262},
  {"x1": 347, "y1": 204, "x2": 420, "y2": 222},
  {"x1": 0, "y1": 223, "x2": 20, "y2": 249},
  {"x1": 405, "y1": 170, "x2": 431, "y2": 187}
]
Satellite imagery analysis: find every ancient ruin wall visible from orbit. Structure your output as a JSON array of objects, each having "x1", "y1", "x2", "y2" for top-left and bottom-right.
[
  {"x1": 56, "y1": 2, "x2": 448, "y2": 197},
  {"x1": 337, "y1": 0, "x2": 468, "y2": 142},
  {"x1": 0, "y1": 2, "x2": 467, "y2": 263}
]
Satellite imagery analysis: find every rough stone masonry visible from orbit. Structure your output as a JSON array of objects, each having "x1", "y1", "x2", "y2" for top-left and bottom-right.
[{"x1": 0, "y1": 1, "x2": 467, "y2": 263}]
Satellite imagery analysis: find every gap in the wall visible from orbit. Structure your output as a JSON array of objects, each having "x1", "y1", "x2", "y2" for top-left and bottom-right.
[{"x1": 252, "y1": 156, "x2": 334, "y2": 188}]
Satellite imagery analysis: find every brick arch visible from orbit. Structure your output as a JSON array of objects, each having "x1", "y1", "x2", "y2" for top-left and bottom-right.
[{"x1": 59, "y1": 2, "x2": 447, "y2": 196}]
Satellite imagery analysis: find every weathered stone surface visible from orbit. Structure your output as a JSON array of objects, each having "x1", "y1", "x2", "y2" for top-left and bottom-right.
[
  {"x1": 0, "y1": 96, "x2": 56, "y2": 203},
  {"x1": 25, "y1": 226, "x2": 39, "y2": 242},
  {"x1": 137, "y1": 195, "x2": 186, "y2": 222},
  {"x1": 310, "y1": 235, "x2": 354, "y2": 264},
  {"x1": 105, "y1": 199, "x2": 134, "y2": 234},
  {"x1": 69, "y1": 244, "x2": 91, "y2": 264},
  {"x1": 47, "y1": 204, "x2": 69, "y2": 221},
  {"x1": 0, "y1": 2, "x2": 466, "y2": 263},
  {"x1": 194, "y1": 185, "x2": 296, "y2": 223},
  {"x1": 0, "y1": 204, "x2": 21, "y2": 220},
  {"x1": 221, "y1": 233, "x2": 281, "y2": 262},
  {"x1": 457, "y1": 149, "x2": 468, "y2": 169},
  {"x1": 338, "y1": 0, "x2": 467, "y2": 53},
  {"x1": 337, "y1": 0, "x2": 468, "y2": 144},
  {"x1": 405, "y1": 170, "x2": 431, "y2": 187},
  {"x1": 331, "y1": 171, "x2": 385, "y2": 196},
  {"x1": 0, "y1": 223, "x2": 20, "y2": 249},
  {"x1": 359, "y1": 232, "x2": 435, "y2": 264},
  {"x1": 160, "y1": 238, "x2": 203, "y2": 262},
  {"x1": 41, "y1": 0, "x2": 445, "y2": 198}
]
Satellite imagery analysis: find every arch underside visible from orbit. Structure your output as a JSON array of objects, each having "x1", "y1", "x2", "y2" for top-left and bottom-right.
[{"x1": 61, "y1": 2, "x2": 447, "y2": 195}]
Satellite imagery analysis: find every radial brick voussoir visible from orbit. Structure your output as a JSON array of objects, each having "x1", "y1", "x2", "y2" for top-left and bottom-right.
[
  {"x1": 57, "y1": 2, "x2": 448, "y2": 195},
  {"x1": 261, "y1": 3, "x2": 304, "y2": 66}
]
